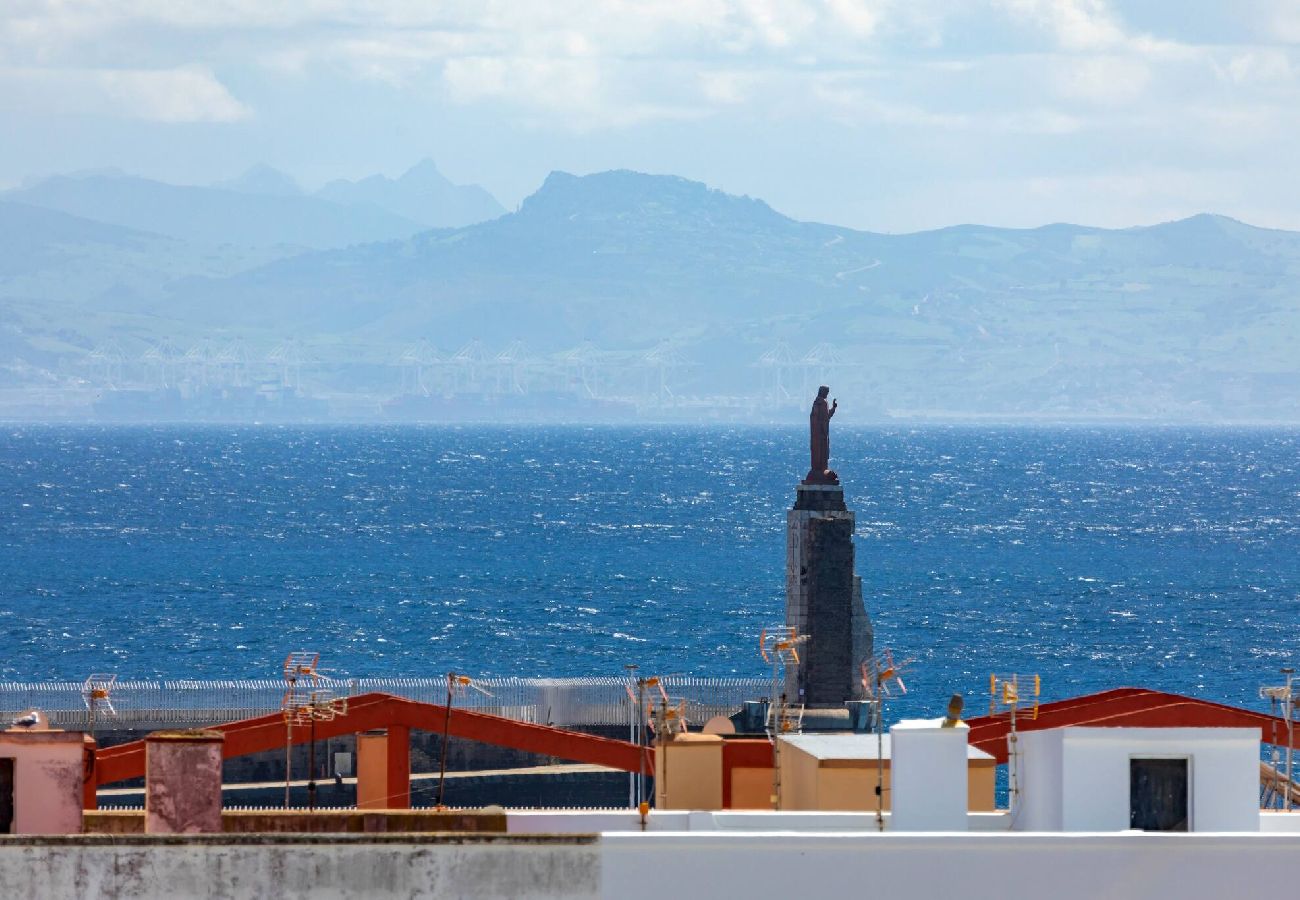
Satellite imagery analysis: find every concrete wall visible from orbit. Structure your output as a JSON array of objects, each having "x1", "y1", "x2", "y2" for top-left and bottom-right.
[
  {"x1": 0, "y1": 834, "x2": 599, "y2": 900},
  {"x1": 9, "y1": 827, "x2": 1300, "y2": 899},
  {"x1": 86, "y1": 809, "x2": 507, "y2": 835},
  {"x1": 1017, "y1": 728, "x2": 1259, "y2": 832}
]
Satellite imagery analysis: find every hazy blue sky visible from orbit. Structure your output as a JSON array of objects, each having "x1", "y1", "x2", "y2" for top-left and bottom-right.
[{"x1": 3, "y1": 0, "x2": 1299, "y2": 232}]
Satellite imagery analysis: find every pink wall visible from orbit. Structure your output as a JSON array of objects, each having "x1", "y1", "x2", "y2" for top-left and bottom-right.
[{"x1": 0, "y1": 730, "x2": 85, "y2": 834}]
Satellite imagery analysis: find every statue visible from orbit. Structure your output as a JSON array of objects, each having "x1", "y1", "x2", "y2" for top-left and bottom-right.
[{"x1": 804, "y1": 385, "x2": 839, "y2": 485}]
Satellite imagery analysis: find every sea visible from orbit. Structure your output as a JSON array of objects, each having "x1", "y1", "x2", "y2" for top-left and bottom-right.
[{"x1": 1, "y1": 424, "x2": 1298, "y2": 722}]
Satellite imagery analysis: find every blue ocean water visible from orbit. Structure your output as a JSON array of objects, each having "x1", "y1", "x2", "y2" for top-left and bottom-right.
[{"x1": 1, "y1": 425, "x2": 1298, "y2": 720}]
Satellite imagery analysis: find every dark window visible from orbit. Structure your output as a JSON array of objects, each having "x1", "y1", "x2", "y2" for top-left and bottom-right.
[
  {"x1": 0, "y1": 758, "x2": 13, "y2": 834},
  {"x1": 1130, "y1": 757, "x2": 1189, "y2": 831}
]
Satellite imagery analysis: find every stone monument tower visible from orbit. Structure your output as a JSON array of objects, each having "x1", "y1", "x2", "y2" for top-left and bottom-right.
[{"x1": 785, "y1": 387, "x2": 873, "y2": 712}]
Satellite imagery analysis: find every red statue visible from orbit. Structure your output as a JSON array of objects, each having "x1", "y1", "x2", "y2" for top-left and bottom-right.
[{"x1": 804, "y1": 385, "x2": 839, "y2": 485}]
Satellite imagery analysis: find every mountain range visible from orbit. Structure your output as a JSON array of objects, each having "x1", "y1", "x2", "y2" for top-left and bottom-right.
[
  {"x1": 2, "y1": 165, "x2": 1298, "y2": 421},
  {"x1": 3, "y1": 159, "x2": 504, "y2": 249}
]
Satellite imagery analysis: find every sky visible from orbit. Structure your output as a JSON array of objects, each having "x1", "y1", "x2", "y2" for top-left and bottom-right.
[{"x1": 2, "y1": 0, "x2": 1300, "y2": 232}]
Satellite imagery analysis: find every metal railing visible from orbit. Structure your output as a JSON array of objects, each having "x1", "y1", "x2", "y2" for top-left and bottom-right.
[{"x1": 0, "y1": 676, "x2": 766, "y2": 731}]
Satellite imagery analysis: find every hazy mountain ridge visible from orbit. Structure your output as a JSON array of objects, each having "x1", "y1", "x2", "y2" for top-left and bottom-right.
[
  {"x1": 4, "y1": 168, "x2": 1300, "y2": 421},
  {"x1": 3, "y1": 160, "x2": 506, "y2": 251},
  {"x1": 317, "y1": 158, "x2": 505, "y2": 228},
  {"x1": 2, "y1": 173, "x2": 423, "y2": 250}
]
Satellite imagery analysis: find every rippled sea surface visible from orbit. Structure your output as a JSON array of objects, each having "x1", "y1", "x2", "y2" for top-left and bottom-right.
[{"x1": 1, "y1": 425, "x2": 1298, "y2": 717}]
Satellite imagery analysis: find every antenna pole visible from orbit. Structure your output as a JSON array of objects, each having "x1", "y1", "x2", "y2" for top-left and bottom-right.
[
  {"x1": 875, "y1": 696, "x2": 885, "y2": 831},
  {"x1": 285, "y1": 717, "x2": 292, "y2": 809},
  {"x1": 1285, "y1": 668, "x2": 1295, "y2": 811},
  {"x1": 437, "y1": 671, "x2": 455, "y2": 810},
  {"x1": 625, "y1": 664, "x2": 639, "y2": 809},
  {"x1": 636, "y1": 676, "x2": 649, "y2": 808},
  {"x1": 307, "y1": 714, "x2": 317, "y2": 812}
]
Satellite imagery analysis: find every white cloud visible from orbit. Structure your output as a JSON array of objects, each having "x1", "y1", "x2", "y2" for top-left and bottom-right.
[
  {"x1": 0, "y1": 65, "x2": 249, "y2": 122},
  {"x1": 1216, "y1": 49, "x2": 1296, "y2": 86},
  {"x1": 1054, "y1": 54, "x2": 1150, "y2": 104},
  {"x1": 996, "y1": 0, "x2": 1127, "y2": 50}
]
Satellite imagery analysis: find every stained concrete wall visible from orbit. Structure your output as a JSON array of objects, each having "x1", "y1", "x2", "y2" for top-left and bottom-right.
[
  {"x1": 0, "y1": 834, "x2": 599, "y2": 900},
  {"x1": 10, "y1": 827, "x2": 1300, "y2": 900}
]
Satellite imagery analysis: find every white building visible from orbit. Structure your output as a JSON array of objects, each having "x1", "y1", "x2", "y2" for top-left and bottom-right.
[{"x1": 1011, "y1": 727, "x2": 1260, "y2": 832}]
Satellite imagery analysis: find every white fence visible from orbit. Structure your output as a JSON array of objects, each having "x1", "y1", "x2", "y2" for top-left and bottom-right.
[{"x1": 0, "y1": 676, "x2": 766, "y2": 730}]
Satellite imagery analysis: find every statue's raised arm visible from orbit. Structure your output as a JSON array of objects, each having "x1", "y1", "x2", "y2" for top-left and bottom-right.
[{"x1": 803, "y1": 386, "x2": 840, "y2": 485}]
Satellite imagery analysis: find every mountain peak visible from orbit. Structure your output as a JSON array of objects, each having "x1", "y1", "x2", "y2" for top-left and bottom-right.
[
  {"x1": 314, "y1": 160, "x2": 503, "y2": 228},
  {"x1": 398, "y1": 158, "x2": 449, "y2": 187},
  {"x1": 217, "y1": 164, "x2": 302, "y2": 197},
  {"x1": 519, "y1": 169, "x2": 787, "y2": 227}
]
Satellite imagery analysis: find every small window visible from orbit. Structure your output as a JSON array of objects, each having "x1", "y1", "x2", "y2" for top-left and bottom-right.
[{"x1": 1130, "y1": 757, "x2": 1189, "y2": 831}]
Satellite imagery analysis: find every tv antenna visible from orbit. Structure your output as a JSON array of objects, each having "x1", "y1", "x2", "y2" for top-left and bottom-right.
[
  {"x1": 760, "y1": 626, "x2": 808, "y2": 809},
  {"x1": 623, "y1": 668, "x2": 661, "y2": 810},
  {"x1": 280, "y1": 652, "x2": 348, "y2": 810},
  {"x1": 989, "y1": 673, "x2": 1041, "y2": 812},
  {"x1": 435, "y1": 672, "x2": 492, "y2": 809},
  {"x1": 861, "y1": 650, "x2": 914, "y2": 830},
  {"x1": 82, "y1": 673, "x2": 118, "y2": 740},
  {"x1": 1260, "y1": 667, "x2": 1298, "y2": 810}
]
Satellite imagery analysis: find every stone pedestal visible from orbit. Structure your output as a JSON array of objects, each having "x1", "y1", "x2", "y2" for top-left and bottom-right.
[
  {"x1": 145, "y1": 730, "x2": 223, "y2": 834},
  {"x1": 785, "y1": 483, "x2": 873, "y2": 710}
]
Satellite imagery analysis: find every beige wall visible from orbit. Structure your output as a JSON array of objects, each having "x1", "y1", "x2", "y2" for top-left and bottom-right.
[
  {"x1": 969, "y1": 760, "x2": 996, "y2": 812},
  {"x1": 356, "y1": 731, "x2": 388, "y2": 811},
  {"x1": 657, "y1": 738, "x2": 723, "y2": 810},
  {"x1": 729, "y1": 767, "x2": 775, "y2": 810}
]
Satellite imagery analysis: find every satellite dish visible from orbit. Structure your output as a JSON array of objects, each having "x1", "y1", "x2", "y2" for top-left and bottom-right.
[{"x1": 702, "y1": 715, "x2": 736, "y2": 735}]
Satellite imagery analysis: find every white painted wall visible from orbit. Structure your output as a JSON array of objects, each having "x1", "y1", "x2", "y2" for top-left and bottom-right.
[
  {"x1": 890, "y1": 719, "x2": 968, "y2": 831},
  {"x1": 1259, "y1": 812, "x2": 1300, "y2": 832},
  {"x1": 602, "y1": 832, "x2": 1300, "y2": 900},
  {"x1": 1016, "y1": 727, "x2": 1259, "y2": 832}
]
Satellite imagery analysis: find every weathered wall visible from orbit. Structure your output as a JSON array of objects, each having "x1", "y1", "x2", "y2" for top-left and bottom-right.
[
  {"x1": 11, "y1": 825, "x2": 1300, "y2": 900},
  {"x1": 0, "y1": 834, "x2": 599, "y2": 900},
  {"x1": 85, "y1": 809, "x2": 507, "y2": 835},
  {"x1": 0, "y1": 731, "x2": 84, "y2": 835}
]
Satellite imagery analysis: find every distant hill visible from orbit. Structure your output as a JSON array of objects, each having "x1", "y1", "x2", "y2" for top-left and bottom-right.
[
  {"x1": 0, "y1": 200, "x2": 169, "y2": 278},
  {"x1": 3, "y1": 173, "x2": 425, "y2": 249},
  {"x1": 316, "y1": 159, "x2": 504, "y2": 228},
  {"x1": 4, "y1": 168, "x2": 1300, "y2": 421},
  {"x1": 215, "y1": 164, "x2": 304, "y2": 198}
]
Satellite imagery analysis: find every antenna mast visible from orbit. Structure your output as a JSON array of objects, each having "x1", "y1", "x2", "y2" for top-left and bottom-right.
[
  {"x1": 989, "y1": 672, "x2": 1041, "y2": 814},
  {"x1": 1260, "y1": 667, "x2": 1297, "y2": 810},
  {"x1": 760, "y1": 626, "x2": 807, "y2": 809},
  {"x1": 862, "y1": 650, "x2": 913, "y2": 830}
]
